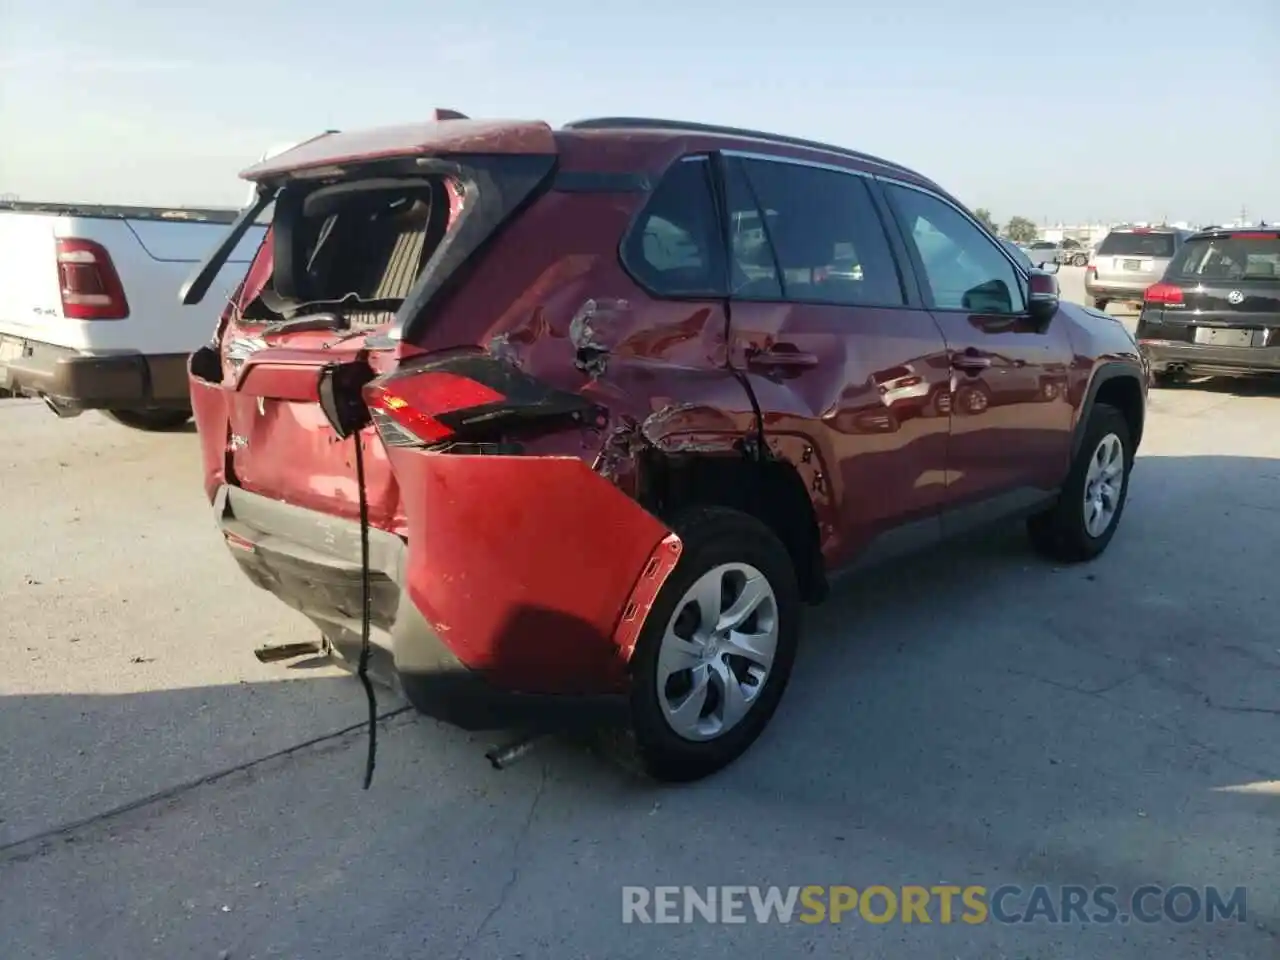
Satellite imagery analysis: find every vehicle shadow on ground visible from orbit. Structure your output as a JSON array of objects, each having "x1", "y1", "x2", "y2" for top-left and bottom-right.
[
  {"x1": 1, "y1": 455, "x2": 1276, "y2": 958},
  {"x1": 1159, "y1": 375, "x2": 1280, "y2": 398}
]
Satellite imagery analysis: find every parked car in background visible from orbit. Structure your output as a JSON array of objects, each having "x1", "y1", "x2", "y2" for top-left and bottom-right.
[
  {"x1": 1001, "y1": 238, "x2": 1061, "y2": 276},
  {"x1": 1057, "y1": 239, "x2": 1089, "y2": 267},
  {"x1": 181, "y1": 112, "x2": 1146, "y2": 782},
  {"x1": 0, "y1": 200, "x2": 265, "y2": 429},
  {"x1": 1026, "y1": 240, "x2": 1060, "y2": 267},
  {"x1": 1136, "y1": 225, "x2": 1280, "y2": 383},
  {"x1": 1085, "y1": 225, "x2": 1193, "y2": 312}
]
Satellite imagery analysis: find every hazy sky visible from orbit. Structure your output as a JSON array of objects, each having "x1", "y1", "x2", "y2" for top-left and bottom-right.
[{"x1": 1, "y1": 0, "x2": 1276, "y2": 225}]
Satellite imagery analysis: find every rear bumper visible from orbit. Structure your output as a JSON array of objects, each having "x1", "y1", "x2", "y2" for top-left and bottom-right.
[
  {"x1": 213, "y1": 477, "x2": 680, "y2": 732},
  {"x1": 1084, "y1": 279, "x2": 1153, "y2": 301},
  {"x1": 1138, "y1": 310, "x2": 1280, "y2": 375},
  {"x1": 0, "y1": 336, "x2": 191, "y2": 412},
  {"x1": 1140, "y1": 339, "x2": 1280, "y2": 375}
]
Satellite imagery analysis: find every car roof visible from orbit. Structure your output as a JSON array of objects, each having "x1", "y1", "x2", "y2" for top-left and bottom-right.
[
  {"x1": 239, "y1": 113, "x2": 944, "y2": 195},
  {"x1": 1186, "y1": 224, "x2": 1279, "y2": 241},
  {"x1": 1105, "y1": 224, "x2": 1189, "y2": 235},
  {"x1": 559, "y1": 116, "x2": 940, "y2": 188}
]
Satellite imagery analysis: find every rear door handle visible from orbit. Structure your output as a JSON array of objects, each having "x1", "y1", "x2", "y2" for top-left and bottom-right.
[
  {"x1": 951, "y1": 353, "x2": 992, "y2": 372},
  {"x1": 747, "y1": 346, "x2": 819, "y2": 369}
]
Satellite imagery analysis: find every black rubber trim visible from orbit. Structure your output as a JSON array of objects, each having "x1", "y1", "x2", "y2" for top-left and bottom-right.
[
  {"x1": 1071, "y1": 361, "x2": 1146, "y2": 459},
  {"x1": 863, "y1": 177, "x2": 927, "y2": 308},
  {"x1": 394, "y1": 154, "x2": 558, "y2": 344},
  {"x1": 179, "y1": 188, "x2": 275, "y2": 306}
]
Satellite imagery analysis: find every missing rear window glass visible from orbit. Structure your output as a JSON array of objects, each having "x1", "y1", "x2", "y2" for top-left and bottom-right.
[{"x1": 243, "y1": 177, "x2": 455, "y2": 328}]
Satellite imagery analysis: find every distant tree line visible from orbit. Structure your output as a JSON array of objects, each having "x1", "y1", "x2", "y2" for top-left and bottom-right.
[{"x1": 973, "y1": 208, "x2": 1039, "y2": 243}]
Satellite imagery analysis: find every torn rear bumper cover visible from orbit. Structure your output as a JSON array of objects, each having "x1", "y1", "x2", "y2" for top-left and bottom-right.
[{"x1": 211, "y1": 455, "x2": 682, "y2": 732}]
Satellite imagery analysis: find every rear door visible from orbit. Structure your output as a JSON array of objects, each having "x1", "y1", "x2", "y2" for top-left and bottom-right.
[
  {"x1": 719, "y1": 154, "x2": 953, "y2": 566},
  {"x1": 1094, "y1": 228, "x2": 1179, "y2": 286}
]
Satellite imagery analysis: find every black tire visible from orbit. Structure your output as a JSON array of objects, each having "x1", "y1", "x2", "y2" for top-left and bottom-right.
[
  {"x1": 103, "y1": 408, "x2": 192, "y2": 432},
  {"x1": 1073, "y1": 254, "x2": 1088, "y2": 266},
  {"x1": 1027, "y1": 403, "x2": 1133, "y2": 563},
  {"x1": 624, "y1": 506, "x2": 801, "y2": 782},
  {"x1": 1093, "y1": 298, "x2": 1109, "y2": 311},
  {"x1": 1150, "y1": 369, "x2": 1182, "y2": 388}
]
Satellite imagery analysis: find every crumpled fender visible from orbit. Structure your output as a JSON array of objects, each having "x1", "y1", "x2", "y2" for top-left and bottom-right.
[{"x1": 386, "y1": 449, "x2": 683, "y2": 695}]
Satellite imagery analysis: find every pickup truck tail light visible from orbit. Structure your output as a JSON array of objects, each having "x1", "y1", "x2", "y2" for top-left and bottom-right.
[{"x1": 56, "y1": 238, "x2": 129, "y2": 320}]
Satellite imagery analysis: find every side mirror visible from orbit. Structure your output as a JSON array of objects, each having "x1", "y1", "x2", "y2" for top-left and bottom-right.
[
  {"x1": 1036, "y1": 260, "x2": 1061, "y2": 274},
  {"x1": 1027, "y1": 271, "x2": 1060, "y2": 327}
]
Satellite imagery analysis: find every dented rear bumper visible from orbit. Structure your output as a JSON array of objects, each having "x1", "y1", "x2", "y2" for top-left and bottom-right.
[{"x1": 210, "y1": 452, "x2": 681, "y2": 731}]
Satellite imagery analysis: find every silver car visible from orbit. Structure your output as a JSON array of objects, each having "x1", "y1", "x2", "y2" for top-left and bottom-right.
[{"x1": 1085, "y1": 225, "x2": 1193, "y2": 310}]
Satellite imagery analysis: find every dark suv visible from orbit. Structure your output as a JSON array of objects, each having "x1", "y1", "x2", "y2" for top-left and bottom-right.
[
  {"x1": 182, "y1": 113, "x2": 1147, "y2": 782},
  {"x1": 1137, "y1": 225, "x2": 1280, "y2": 383}
]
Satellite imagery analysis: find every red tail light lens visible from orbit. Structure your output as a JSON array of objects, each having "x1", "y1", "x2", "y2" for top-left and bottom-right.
[
  {"x1": 1144, "y1": 282, "x2": 1184, "y2": 305},
  {"x1": 55, "y1": 238, "x2": 129, "y2": 320},
  {"x1": 366, "y1": 372, "x2": 505, "y2": 445}
]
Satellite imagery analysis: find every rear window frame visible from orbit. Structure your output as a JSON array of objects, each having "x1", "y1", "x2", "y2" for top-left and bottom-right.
[
  {"x1": 1170, "y1": 233, "x2": 1280, "y2": 282},
  {"x1": 1096, "y1": 230, "x2": 1179, "y2": 258}
]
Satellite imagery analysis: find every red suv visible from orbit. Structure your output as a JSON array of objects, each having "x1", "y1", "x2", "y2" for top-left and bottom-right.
[{"x1": 183, "y1": 113, "x2": 1147, "y2": 782}]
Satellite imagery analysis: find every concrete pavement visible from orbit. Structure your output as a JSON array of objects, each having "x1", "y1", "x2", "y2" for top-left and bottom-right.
[{"x1": 1, "y1": 277, "x2": 1277, "y2": 958}]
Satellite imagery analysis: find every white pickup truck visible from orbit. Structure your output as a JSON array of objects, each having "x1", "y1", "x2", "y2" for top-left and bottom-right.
[{"x1": 0, "y1": 200, "x2": 267, "y2": 430}]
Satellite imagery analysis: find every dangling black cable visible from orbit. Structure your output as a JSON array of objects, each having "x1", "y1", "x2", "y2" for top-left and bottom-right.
[{"x1": 353, "y1": 429, "x2": 378, "y2": 789}]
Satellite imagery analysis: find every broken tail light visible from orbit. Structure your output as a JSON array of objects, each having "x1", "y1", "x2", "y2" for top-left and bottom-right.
[
  {"x1": 366, "y1": 371, "x2": 506, "y2": 446},
  {"x1": 362, "y1": 355, "x2": 608, "y2": 449}
]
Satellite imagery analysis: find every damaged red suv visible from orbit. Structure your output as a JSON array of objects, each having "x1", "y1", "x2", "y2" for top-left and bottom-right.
[{"x1": 183, "y1": 113, "x2": 1147, "y2": 781}]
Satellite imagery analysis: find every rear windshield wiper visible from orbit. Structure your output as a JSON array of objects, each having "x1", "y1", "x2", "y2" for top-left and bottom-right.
[
  {"x1": 261, "y1": 296, "x2": 405, "y2": 336},
  {"x1": 262, "y1": 313, "x2": 350, "y2": 336}
]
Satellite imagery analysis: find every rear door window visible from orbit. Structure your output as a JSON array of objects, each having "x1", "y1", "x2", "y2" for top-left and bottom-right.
[
  {"x1": 734, "y1": 158, "x2": 905, "y2": 307},
  {"x1": 883, "y1": 184, "x2": 1026, "y2": 315},
  {"x1": 1097, "y1": 231, "x2": 1177, "y2": 258},
  {"x1": 623, "y1": 156, "x2": 726, "y2": 297}
]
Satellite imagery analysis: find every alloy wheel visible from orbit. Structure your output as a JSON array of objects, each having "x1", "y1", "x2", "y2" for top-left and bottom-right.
[{"x1": 1083, "y1": 432, "x2": 1124, "y2": 538}]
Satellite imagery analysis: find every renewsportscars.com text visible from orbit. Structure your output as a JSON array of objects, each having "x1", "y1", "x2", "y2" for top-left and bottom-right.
[{"x1": 621, "y1": 884, "x2": 1248, "y2": 925}]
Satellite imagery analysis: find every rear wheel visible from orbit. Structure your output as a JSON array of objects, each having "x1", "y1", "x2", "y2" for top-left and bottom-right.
[
  {"x1": 1073, "y1": 253, "x2": 1088, "y2": 266},
  {"x1": 1092, "y1": 298, "x2": 1110, "y2": 311},
  {"x1": 624, "y1": 506, "x2": 801, "y2": 782},
  {"x1": 1027, "y1": 403, "x2": 1133, "y2": 562},
  {"x1": 103, "y1": 408, "x2": 192, "y2": 432}
]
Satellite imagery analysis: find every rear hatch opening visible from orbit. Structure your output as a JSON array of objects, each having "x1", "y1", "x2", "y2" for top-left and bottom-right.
[
  {"x1": 181, "y1": 118, "x2": 566, "y2": 524},
  {"x1": 235, "y1": 176, "x2": 460, "y2": 337}
]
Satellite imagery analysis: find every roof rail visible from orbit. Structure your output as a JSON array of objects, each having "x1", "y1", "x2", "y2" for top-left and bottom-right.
[{"x1": 562, "y1": 116, "x2": 923, "y2": 180}]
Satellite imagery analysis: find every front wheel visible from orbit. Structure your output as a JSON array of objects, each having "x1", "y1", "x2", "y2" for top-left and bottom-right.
[
  {"x1": 103, "y1": 408, "x2": 192, "y2": 432},
  {"x1": 1072, "y1": 254, "x2": 1088, "y2": 266},
  {"x1": 625, "y1": 506, "x2": 801, "y2": 782},
  {"x1": 1093, "y1": 298, "x2": 1110, "y2": 311},
  {"x1": 1027, "y1": 403, "x2": 1133, "y2": 562}
]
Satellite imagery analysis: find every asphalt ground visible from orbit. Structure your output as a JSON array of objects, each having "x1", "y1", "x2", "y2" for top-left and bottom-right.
[{"x1": 1, "y1": 267, "x2": 1277, "y2": 958}]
